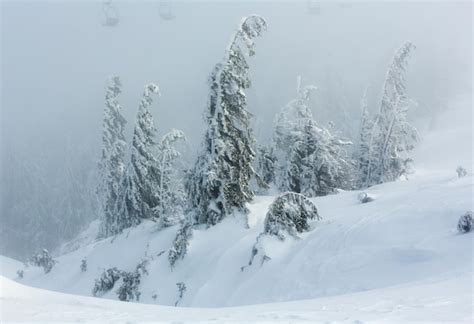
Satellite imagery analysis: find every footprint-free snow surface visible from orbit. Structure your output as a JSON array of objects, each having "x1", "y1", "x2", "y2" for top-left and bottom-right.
[{"x1": 1, "y1": 97, "x2": 473, "y2": 322}]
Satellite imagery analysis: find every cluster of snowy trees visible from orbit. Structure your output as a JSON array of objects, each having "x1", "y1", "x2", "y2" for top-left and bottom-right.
[
  {"x1": 97, "y1": 16, "x2": 418, "y2": 268},
  {"x1": 98, "y1": 79, "x2": 186, "y2": 237}
]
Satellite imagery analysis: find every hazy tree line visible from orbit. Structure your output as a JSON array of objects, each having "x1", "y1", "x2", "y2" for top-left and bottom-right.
[
  {"x1": 98, "y1": 16, "x2": 417, "y2": 269},
  {"x1": 1, "y1": 15, "x2": 417, "y2": 261}
]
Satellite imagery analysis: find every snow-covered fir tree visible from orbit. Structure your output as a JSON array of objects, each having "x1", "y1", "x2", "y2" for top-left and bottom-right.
[
  {"x1": 365, "y1": 42, "x2": 418, "y2": 187},
  {"x1": 186, "y1": 16, "x2": 267, "y2": 226},
  {"x1": 168, "y1": 221, "x2": 193, "y2": 268},
  {"x1": 356, "y1": 87, "x2": 374, "y2": 188},
  {"x1": 274, "y1": 81, "x2": 353, "y2": 196},
  {"x1": 119, "y1": 84, "x2": 161, "y2": 224},
  {"x1": 98, "y1": 76, "x2": 128, "y2": 237},
  {"x1": 253, "y1": 145, "x2": 277, "y2": 193},
  {"x1": 155, "y1": 129, "x2": 186, "y2": 228},
  {"x1": 116, "y1": 260, "x2": 149, "y2": 302}
]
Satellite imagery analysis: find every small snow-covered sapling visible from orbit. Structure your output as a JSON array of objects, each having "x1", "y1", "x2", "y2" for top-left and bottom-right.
[
  {"x1": 456, "y1": 166, "x2": 468, "y2": 178},
  {"x1": 457, "y1": 211, "x2": 473, "y2": 233}
]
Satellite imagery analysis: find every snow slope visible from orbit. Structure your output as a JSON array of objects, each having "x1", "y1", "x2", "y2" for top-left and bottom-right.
[
  {"x1": 5, "y1": 170, "x2": 471, "y2": 309},
  {"x1": 1, "y1": 96, "x2": 472, "y2": 321},
  {"x1": 1, "y1": 271, "x2": 471, "y2": 322}
]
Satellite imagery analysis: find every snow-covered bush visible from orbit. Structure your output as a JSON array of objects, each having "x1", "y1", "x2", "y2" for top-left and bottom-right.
[
  {"x1": 16, "y1": 270, "x2": 24, "y2": 279},
  {"x1": 92, "y1": 267, "x2": 123, "y2": 297},
  {"x1": 457, "y1": 211, "x2": 472, "y2": 233},
  {"x1": 80, "y1": 259, "x2": 87, "y2": 272},
  {"x1": 30, "y1": 249, "x2": 57, "y2": 274},
  {"x1": 174, "y1": 282, "x2": 187, "y2": 306},
  {"x1": 116, "y1": 260, "x2": 149, "y2": 302},
  {"x1": 244, "y1": 192, "x2": 321, "y2": 270},
  {"x1": 264, "y1": 192, "x2": 321, "y2": 240},
  {"x1": 358, "y1": 192, "x2": 375, "y2": 204},
  {"x1": 456, "y1": 166, "x2": 468, "y2": 178},
  {"x1": 168, "y1": 222, "x2": 193, "y2": 268}
]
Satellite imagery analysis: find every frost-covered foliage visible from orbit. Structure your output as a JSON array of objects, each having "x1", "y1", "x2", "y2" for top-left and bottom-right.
[
  {"x1": 253, "y1": 145, "x2": 277, "y2": 193},
  {"x1": 456, "y1": 166, "x2": 468, "y2": 178},
  {"x1": 116, "y1": 260, "x2": 149, "y2": 302},
  {"x1": 30, "y1": 249, "x2": 57, "y2": 274},
  {"x1": 168, "y1": 221, "x2": 193, "y2": 268},
  {"x1": 365, "y1": 42, "x2": 417, "y2": 187},
  {"x1": 457, "y1": 211, "x2": 472, "y2": 233},
  {"x1": 356, "y1": 87, "x2": 374, "y2": 188},
  {"x1": 186, "y1": 16, "x2": 267, "y2": 226},
  {"x1": 244, "y1": 192, "x2": 321, "y2": 269},
  {"x1": 98, "y1": 76, "x2": 128, "y2": 238},
  {"x1": 80, "y1": 259, "x2": 87, "y2": 272},
  {"x1": 119, "y1": 84, "x2": 161, "y2": 224},
  {"x1": 174, "y1": 282, "x2": 187, "y2": 306},
  {"x1": 92, "y1": 267, "x2": 123, "y2": 297},
  {"x1": 263, "y1": 192, "x2": 321, "y2": 240},
  {"x1": 155, "y1": 129, "x2": 186, "y2": 228},
  {"x1": 274, "y1": 82, "x2": 353, "y2": 196}
]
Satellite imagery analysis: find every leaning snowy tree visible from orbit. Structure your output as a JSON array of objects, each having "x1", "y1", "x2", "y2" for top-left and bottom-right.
[
  {"x1": 155, "y1": 129, "x2": 186, "y2": 228},
  {"x1": 355, "y1": 86, "x2": 373, "y2": 188},
  {"x1": 119, "y1": 84, "x2": 161, "y2": 226},
  {"x1": 365, "y1": 42, "x2": 418, "y2": 187},
  {"x1": 186, "y1": 15, "x2": 267, "y2": 226},
  {"x1": 274, "y1": 81, "x2": 353, "y2": 196},
  {"x1": 98, "y1": 76, "x2": 128, "y2": 237}
]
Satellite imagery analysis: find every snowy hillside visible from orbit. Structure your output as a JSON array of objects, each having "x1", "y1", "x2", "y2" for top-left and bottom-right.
[
  {"x1": 1, "y1": 270, "x2": 471, "y2": 322},
  {"x1": 1, "y1": 96, "x2": 473, "y2": 322},
  {"x1": 6, "y1": 170, "x2": 472, "y2": 308}
]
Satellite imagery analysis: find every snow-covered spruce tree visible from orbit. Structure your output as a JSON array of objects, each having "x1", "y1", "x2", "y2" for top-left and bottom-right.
[
  {"x1": 356, "y1": 87, "x2": 374, "y2": 188},
  {"x1": 119, "y1": 84, "x2": 161, "y2": 224},
  {"x1": 116, "y1": 259, "x2": 149, "y2": 302},
  {"x1": 274, "y1": 82, "x2": 353, "y2": 196},
  {"x1": 186, "y1": 16, "x2": 267, "y2": 226},
  {"x1": 98, "y1": 76, "x2": 128, "y2": 237},
  {"x1": 168, "y1": 221, "x2": 193, "y2": 269},
  {"x1": 155, "y1": 129, "x2": 186, "y2": 228},
  {"x1": 365, "y1": 42, "x2": 417, "y2": 187},
  {"x1": 253, "y1": 144, "x2": 277, "y2": 193}
]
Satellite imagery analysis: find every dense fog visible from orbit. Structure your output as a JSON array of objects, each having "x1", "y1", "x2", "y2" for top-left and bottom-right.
[{"x1": 1, "y1": 1, "x2": 471, "y2": 259}]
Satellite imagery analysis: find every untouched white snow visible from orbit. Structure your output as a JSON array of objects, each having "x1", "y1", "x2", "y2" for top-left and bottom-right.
[
  {"x1": 1, "y1": 96, "x2": 472, "y2": 322},
  {"x1": 1, "y1": 271, "x2": 471, "y2": 322}
]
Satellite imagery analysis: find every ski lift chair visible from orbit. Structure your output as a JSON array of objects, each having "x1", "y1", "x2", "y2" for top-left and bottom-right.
[
  {"x1": 307, "y1": 0, "x2": 321, "y2": 15},
  {"x1": 102, "y1": 1, "x2": 119, "y2": 27},
  {"x1": 159, "y1": 0, "x2": 176, "y2": 21}
]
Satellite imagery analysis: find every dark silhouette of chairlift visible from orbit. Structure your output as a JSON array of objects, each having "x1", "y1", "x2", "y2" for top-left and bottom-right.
[
  {"x1": 159, "y1": 0, "x2": 176, "y2": 21},
  {"x1": 102, "y1": 1, "x2": 119, "y2": 27},
  {"x1": 307, "y1": 0, "x2": 321, "y2": 15}
]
